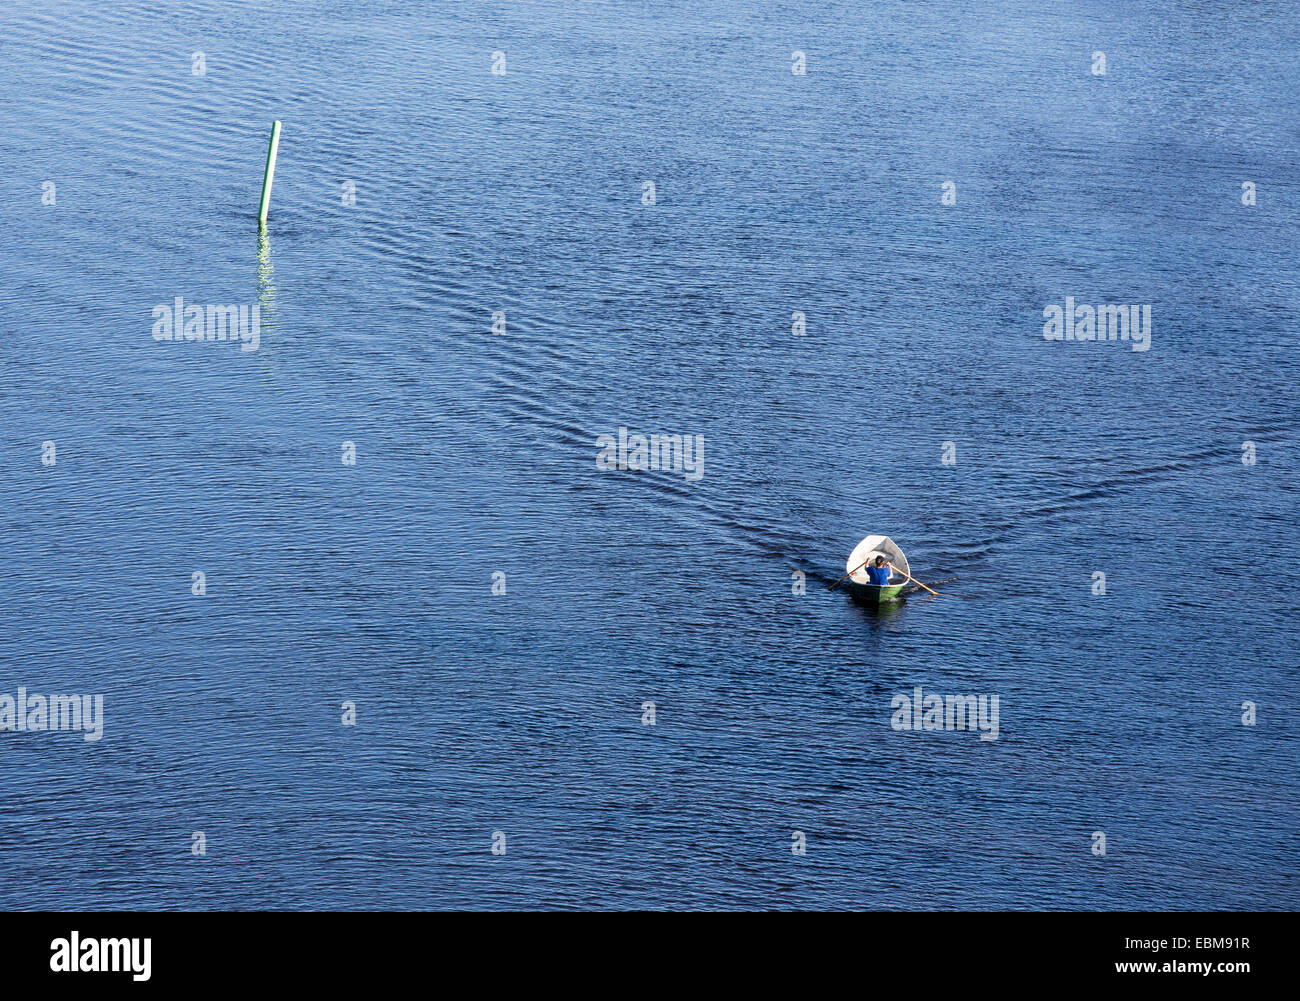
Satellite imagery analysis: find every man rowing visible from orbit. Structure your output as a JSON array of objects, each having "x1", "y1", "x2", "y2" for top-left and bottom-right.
[{"x1": 864, "y1": 555, "x2": 893, "y2": 587}]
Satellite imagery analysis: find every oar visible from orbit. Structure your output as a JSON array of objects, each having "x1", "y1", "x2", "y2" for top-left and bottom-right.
[
  {"x1": 828, "y1": 555, "x2": 875, "y2": 591},
  {"x1": 888, "y1": 563, "x2": 941, "y2": 596}
]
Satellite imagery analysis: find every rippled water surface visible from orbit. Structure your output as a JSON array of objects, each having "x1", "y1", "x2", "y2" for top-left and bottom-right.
[{"x1": 1, "y1": 0, "x2": 1297, "y2": 910}]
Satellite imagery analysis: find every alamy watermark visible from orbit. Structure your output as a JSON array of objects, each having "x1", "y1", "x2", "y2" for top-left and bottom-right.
[
  {"x1": 1, "y1": 688, "x2": 104, "y2": 741},
  {"x1": 50, "y1": 932, "x2": 150, "y2": 981},
  {"x1": 890, "y1": 686, "x2": 999, "y2": 741},
  {"x1": 152, "y1": 296, "x2": 260, "y2": 352},
  {"x1": 1043, "y1": 298, "x2": 1150, "y2": 352},
  {"x1": 595, "y1": 427, "x2": 704, "y2": 481}
]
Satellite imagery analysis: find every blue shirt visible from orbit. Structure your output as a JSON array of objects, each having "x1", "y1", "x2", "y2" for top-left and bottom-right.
[{"x1": 865, "y1": 564, "x2": 892, "y2": 586}]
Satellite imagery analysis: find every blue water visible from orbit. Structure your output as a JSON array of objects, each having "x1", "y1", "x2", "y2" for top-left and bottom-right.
[{"x1": 1, "y1": 0, "x2": 1297, "y2": 910}]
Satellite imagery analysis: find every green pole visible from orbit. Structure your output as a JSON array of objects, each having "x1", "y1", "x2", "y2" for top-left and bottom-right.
[{"x1": 257, "y1": 120, "x2": 281, "y2": 224}]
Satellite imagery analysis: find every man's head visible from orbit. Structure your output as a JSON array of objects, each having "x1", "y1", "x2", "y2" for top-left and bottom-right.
[{"x1": 874, "y1": 556, "x2": 886, "y2": 567}]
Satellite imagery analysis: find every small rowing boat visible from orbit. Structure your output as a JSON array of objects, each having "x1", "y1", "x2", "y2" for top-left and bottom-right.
[{"x1": 843, "y1": 535, "x2": 910, "y2": 606}]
